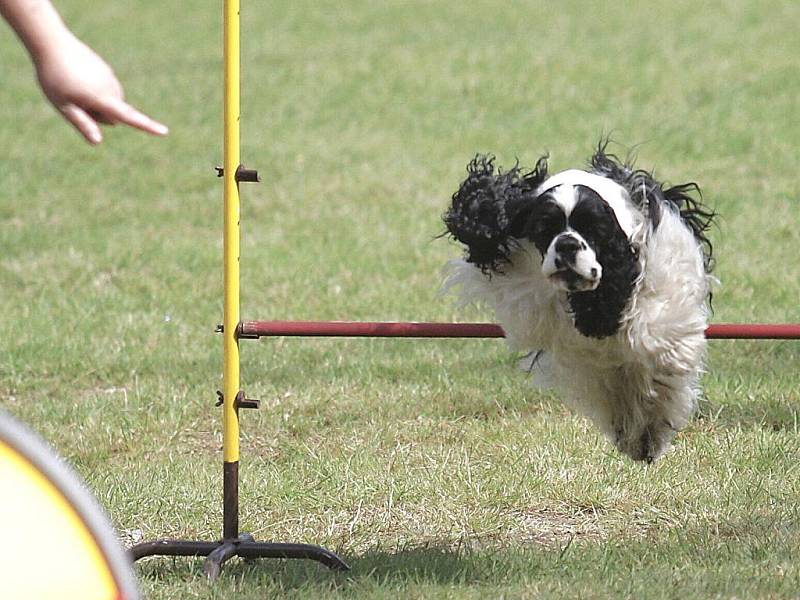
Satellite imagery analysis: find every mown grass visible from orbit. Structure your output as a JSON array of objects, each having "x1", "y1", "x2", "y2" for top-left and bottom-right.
[{"x1": 1, "y1": 1, "x2": 799, "y2": 598}]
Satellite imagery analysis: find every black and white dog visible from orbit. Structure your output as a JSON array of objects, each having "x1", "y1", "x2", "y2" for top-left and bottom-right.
[{"x1": 442, "y1": 143, "x2": 715, "y2": 462}]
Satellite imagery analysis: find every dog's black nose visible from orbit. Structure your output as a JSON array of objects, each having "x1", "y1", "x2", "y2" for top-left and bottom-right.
[{"x1": 555, "y1": 235, "x2": 582, "y2": 257}]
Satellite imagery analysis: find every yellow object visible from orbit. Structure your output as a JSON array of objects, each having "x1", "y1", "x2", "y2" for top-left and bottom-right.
[
  {"x1": 223, "y1": 0, "x2": 241, "y2": 464},
  {"x1": 0, "y1": 428, "x2": 132, "y2": 600}
]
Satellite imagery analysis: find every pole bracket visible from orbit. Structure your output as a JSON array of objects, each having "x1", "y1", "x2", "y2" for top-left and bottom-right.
[
  {"x1": 215, "y1": 390, "x2": 260, "y2": 410},
  {"x1": 215, "y1": 164, "x2": 261, "y2": 183},
  {"x1": 234, "y1": 390, "x2": 260, "y2": 410}
]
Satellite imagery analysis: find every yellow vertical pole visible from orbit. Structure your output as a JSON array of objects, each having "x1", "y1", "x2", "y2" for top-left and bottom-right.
[{"x1": 222, "y1": 0, "x2": 241, "y2": 539}]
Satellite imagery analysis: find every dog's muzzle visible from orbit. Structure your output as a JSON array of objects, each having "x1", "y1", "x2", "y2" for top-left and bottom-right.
[{"x1": 542, "y1": 233, "x2": 602, "y2": 292}]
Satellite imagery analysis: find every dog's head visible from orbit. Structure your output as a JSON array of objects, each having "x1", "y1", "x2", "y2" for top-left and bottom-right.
[
  {"x1": 517, "y1": 170, "x2": 642, "y2": 338},
  {"x1": 521, "y1": 170, "x2": 639, "y2": 294},
  {"x1": 444, "y1": 155, "x2": 642, "y2": 338}
]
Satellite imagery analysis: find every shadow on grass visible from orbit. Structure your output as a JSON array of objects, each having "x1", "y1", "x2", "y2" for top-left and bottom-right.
[
  {"x1": 344, "y1": 543, "x2": 523, "y2": 585},
  {"x1": 135, "y1": 542, "x2": 547, "y2": 595},
  {"x1": 136, "y1": 518, "x2": 800, "y2": 597}
]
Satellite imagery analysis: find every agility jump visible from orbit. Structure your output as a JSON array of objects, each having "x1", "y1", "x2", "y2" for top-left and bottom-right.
[{"x1": 131, "y1": 0, "x2": 800, "y2": 582}]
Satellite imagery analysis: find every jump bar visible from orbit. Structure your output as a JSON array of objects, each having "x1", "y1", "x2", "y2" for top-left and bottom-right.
[{"x1": 238, "y1": 321, "x2": 800, "y2": 340}]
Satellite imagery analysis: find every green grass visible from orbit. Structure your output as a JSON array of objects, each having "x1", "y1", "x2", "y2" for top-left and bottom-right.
[{"x1": 1, "y1": 1, "x2": 799, "y2": 598}]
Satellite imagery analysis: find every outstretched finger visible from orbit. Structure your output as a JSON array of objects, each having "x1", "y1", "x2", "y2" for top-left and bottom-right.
[
  {"x1": 98, "y1": 97, "x2": 169, "y2": 137},
  {"x1": 61, "y1": 104, "x2": 103, "y2": 145}
]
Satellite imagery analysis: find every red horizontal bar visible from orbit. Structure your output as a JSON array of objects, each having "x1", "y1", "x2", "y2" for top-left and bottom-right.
[
  {"x1": 705, "y1": 323, "x2": 800, "y2": 339},
  {"x1": 238, "y1": 321, "x2": 800, "y2": 340},
  {"x1": 238, "y1": 321, "x2": 505, "y2": 338}
]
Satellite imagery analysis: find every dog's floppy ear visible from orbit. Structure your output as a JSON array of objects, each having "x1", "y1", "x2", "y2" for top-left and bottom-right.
[
  {"x1": 662, "y1": 182, "x2": 715, "y2": 273},
  {"x1": 627, "y1": 172, "x2": 715, "y2": 274},
  {"x1": 589, "y1": 141, "x2": 715, "y2": 272},
  {"x1": 507, "y1": 155, "x2": 551, "y2": 239},
  {"x1": 443, "y1": 154, "x2": 548, "y2": 272}
]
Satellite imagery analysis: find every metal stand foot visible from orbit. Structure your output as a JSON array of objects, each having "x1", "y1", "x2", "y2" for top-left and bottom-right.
[
  {"x1": 130, "y1": 536, "x2": 349, "y2": 580},
  {"x1": 203, "y1": 541, "x2": 238, "y2": 580}
]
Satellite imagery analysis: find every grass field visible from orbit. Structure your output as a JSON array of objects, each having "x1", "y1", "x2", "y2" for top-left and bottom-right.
[{"x1": 2, "y1": 1, "x2": 799, "y2": 598}]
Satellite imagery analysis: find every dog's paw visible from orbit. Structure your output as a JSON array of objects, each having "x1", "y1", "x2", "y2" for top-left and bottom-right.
[{"x1": 614, "y1": 419, "x2": 676, "y2": 463}]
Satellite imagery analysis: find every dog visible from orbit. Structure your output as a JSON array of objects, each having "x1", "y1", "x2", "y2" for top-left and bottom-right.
[{"x1": 442, "y1": 142, "x2": 715, "y2": 462}]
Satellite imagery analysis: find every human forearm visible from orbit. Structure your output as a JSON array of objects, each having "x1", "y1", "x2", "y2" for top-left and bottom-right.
[{"x1": 0, "y1": 0, "x2": 71, "y2": 62}]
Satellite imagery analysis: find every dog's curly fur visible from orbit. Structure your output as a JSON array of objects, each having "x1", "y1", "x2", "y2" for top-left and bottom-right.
[
  {"x1": 442, "y1": 143, "x2": 716, "y2": 462},
  {"x1": 443, "y1": 155, "x2": 549, "y2": 273}
]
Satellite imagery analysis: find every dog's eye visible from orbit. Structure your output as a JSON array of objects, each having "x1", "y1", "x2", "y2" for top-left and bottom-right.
[
  {"x1": 528, "y1": 211, "x2": 566, "y2": 253},
  {"x1": 533, "y1": 219, "x2": 561, "y2": 242},
  {"x1": 569, "y1": 189, "x2": 621, "y2": 241}
]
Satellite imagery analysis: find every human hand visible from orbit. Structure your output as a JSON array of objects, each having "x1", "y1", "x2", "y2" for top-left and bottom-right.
[{"x1": 33, "y1": 31, "x2": 168, "y2": 144}]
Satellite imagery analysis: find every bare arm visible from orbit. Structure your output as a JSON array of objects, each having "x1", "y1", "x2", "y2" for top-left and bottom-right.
[{"x1": 1, "y1": 0, "x2": 168, "y2": 144}]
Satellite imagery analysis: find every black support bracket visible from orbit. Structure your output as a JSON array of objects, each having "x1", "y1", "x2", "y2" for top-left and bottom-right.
[{"x1": 215, "y1": 164, "x2": 261, "y2": 183}]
